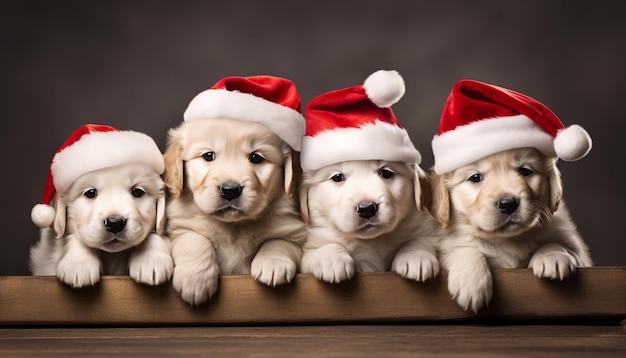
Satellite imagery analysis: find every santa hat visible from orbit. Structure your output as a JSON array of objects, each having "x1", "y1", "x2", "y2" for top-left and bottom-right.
[
  {"x1": 31, "y1": 124, "x2": 165, "y2": 228},
  {"x1": 300, "y1": 70, "x2": 421, "y2": 172},
  {"x1": 183, "y1": 75, "x2": 306, "y2": 151},
  {"x1": 432, "y1": 79, "x2": 592, "y2": 174}
]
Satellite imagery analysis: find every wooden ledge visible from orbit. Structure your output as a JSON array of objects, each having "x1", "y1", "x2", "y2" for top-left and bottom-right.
[{"x1": 1, "y1": 267, "x2": 624, "y2": 326}]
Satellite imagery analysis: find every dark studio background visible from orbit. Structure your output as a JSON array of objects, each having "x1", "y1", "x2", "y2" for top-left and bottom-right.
[{"x1": 1, "y1": 0, "x2": 624, "y2": 275}]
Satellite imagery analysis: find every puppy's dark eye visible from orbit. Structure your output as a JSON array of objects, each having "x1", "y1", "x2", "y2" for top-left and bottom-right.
[
  {"x1": 468, "y1": 174, "x2": 483, "y2": 183},
  {"x1": 131, "y1": 187, "x2": 145, "y2": 198},
  {"x1": 83, "y1": 189, "x2": 97, "y2": 199},
  {"x1": 379, "y1": 168, "x2": 395, "y2": 179},
  {"x1": 518, "y1": 167, "x2": 533, "y2": 177},
  {"x1": 249, "y1": 152, "x2": 265, "y2": 164},
  {"x1": 330, "y1": 173, "x2": 345, "y2": 182},
  {"x1": 201, "y1": 152, "x2": 215, "y2": 161}
]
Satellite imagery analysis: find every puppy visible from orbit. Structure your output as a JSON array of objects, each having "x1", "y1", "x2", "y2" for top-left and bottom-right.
[
  {"x1": 29, "y1": 163, "x2": 173, "y2": 287},
  {"x1": 299, "y1": 160, "x2": 441, "y2": 283},
  {"x1": 163, "y1": 117, "x2": 306, "y2": 306},
  {"x1": 429, "y1": 148, "x2": 592, "y2": 312}
]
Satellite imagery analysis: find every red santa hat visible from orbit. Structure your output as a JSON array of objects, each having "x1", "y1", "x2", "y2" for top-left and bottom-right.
[
  {"x1": 31, "y1": 124, "x2": 165, "y2": 228},
  {"x1": 300, "y1": 70, "x2": 421, "y2": 172},
  {"x1": 183, "y1": 75, "x2": 306, "y2": 151},
  {"x1": 431, "y1": 79, "x2": 592, "y2": 174}
]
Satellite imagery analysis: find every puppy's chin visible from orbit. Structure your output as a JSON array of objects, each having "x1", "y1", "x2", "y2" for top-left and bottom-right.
[
  {"x1": 88, "y1": 235, "x2": 146, "y2": 253},
  {"x1": 352, "y1": 224, "x2": 394, "y2": 239},
  {"x1": 209, "y1": 206, "x2": 257, "y2": 223},
  {"x1": 470, "y1": 212, "x2": 542, "y2": 240}
]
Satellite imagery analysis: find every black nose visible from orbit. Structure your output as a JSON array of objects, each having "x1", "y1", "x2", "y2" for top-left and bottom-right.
[
  {"x1": 104, "y1": 216, "x2": 127, "y2": 233},
  {"x1": 357, "y1": 202, "x2": 378, "y2": 219},
  {"x1": 497, "y1": 197, "x2": 519, "y2": 215},
  {"x1": 219, "y1": 182, "x2": 243, "y2": 201}
]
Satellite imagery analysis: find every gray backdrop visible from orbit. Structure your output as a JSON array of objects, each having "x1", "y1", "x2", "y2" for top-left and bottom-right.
[{"x1": 1, "y1": 0, "x2": 624, "y2": 275}]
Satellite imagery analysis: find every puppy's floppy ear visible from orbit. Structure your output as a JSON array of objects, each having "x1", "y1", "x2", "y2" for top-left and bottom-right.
[
  {"x1": 283, "y1": 146, "x2": 302, "y2": 201},
  {"x1": 299, "y1": 185, "x2": 310, "y2": 225},
  {"x1": 413, "y1": 165, "x2": 432, "y2": 212},
  {"x1": 155, "y1": 185, "x2": 166, "y2": 235},
  {"x1": 548, "y1": 158, "x2": 563, "y2": 213},
  {"x1": 51, "y1": 195, "x2": 67, "y2": 238},
  {"x1": 162, "y1": 128, "x2": 185, "y2": 199},
  {"x1": 428, "y1": 170, "x2": 451, "y2": 228}
]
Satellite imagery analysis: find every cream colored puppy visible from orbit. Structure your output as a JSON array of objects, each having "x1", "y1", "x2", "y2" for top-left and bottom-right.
[
  {"x1": 299, "y1": 160, "x2": 441, "y2": 283},
  {"x1": 430, "y1": 148, "x2": 592, "y2": 312},
  {"x1": 164, "y1": 118, "x2": 306, "y2": 306}
]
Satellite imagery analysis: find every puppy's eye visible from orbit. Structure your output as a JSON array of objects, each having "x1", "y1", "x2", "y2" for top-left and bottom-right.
[
  {"x1": 131, "y1": 187, "x2": 146, "y2": 198},
  {"x1": 201, "y1": 152, "x2": 215, "y2": 161},
  {"x1": 379, "y1": 168, "x2": 395, "y2": 179},
  {"x1": 83, "y1": 189, "x2": 97, "y2": 199},
  {"x1": 467, "y1": 174, "x2": 483, "y2": 183},
  {"x1": 249, "y1": 152, "x2": 265, "y2": 164},
  {"x1": 518, "y1": 167, "x2": 533, "y2": 177},
  {"x1": 330, "y1": 173, "x2": 345, "y2": 182}
]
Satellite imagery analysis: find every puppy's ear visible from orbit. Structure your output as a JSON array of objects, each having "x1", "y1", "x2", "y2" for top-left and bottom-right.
[
  {"x1": 51, "y1": 195, "x2": 67, "y2": 238},
  {"x1": 155, "y1": 186, "x2": 166, "y2": 235},
  {"x1": 283, "y1": 146, "x2": 301, "y2": 200},
  {"x1": 299, "y1": 185, "x2": 310, "y2": 225},
  {"x1": 414, "y1": 165, "x2": 432, "y2": 212},
  {"x1": 163, "y1": 129, "x2": 184, "y2": 198},
  {"x1": 548, "y1": 159, "x2": 563, "y2": 213},
  {"x1": 428, "y1": 170, "x2": 451, "y2": 228}
]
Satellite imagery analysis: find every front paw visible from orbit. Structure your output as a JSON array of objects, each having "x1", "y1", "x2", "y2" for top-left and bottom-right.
[
  {"x1": 172, "y1": 262, "x2": 219, "y2": 306},
  {"x1": 392, "y1": 249, "x2": 439, "y2": 282},
  {"x1": 301, "y1": 245, "x2": 354, "y2": 284},
  {"x1": 447, "y1": 267, "x2": 492, "y2": 313},
  {"x1": 251, "y1": 255, "x2": 297, "y2": 287},
  {"x1": 57, "y1": 253, "x2": 101, "y2": 288},
  {"x1": 529, "y1": 246, "x2": 577, "y2": 280},
  {"x1": 129, "y1": 241, "x2": 174, "y2": 286}
]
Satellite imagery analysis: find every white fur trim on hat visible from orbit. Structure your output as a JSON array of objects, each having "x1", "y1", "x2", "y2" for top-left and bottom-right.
[
  {"x1": 31, "y1": 203, "x2": 55, "y2": 228},
  {"x1": 183, "y1": 89, "x2": 306, "y2": 151},
  {"x1": 363, "y1": 70, "x2": 405, "y2": 108},
  {"x1": 51, "y1": 131, "x2": 165, "y2": 195},
  {"x1": 554, "y1": 124, "x2": 592, "y2": 161},
  {"x1": 300, "y1": 120, "x2": 421, "y2": 172},
  {"x1": 432, "y1": 115, "x2": 556, "y2": 174}
]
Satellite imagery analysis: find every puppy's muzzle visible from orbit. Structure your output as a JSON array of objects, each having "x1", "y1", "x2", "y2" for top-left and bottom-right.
[
  {"x1": 356, "y1": 201, "x2": 378, "y2": 219},
  {"x1": 219, "y1": 182, "x2": 243, "y2": 201},
  {"x1": 496, "y1": 196, "x2": 520, "y2": 215},
  {"x1": 104, "y1": 215, "x2": 127, "y2": 233}
]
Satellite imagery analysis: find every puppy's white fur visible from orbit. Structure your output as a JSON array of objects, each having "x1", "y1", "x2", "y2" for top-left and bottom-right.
[
  {"x1": 299, "y1": 160, "x2": 441, "y2": 283},
  {"x1": 29, "y1": 163, "x2": 173, "y2": 287},
  {"x1": 163, "y1": 118, "x2": 306, "y2": 306},
  {"x1": 429, "y1": 148, "x2": 592, "y2": 312}
]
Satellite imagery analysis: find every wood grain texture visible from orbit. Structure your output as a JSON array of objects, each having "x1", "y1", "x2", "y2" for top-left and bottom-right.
[{"x1": 0, "y1": 267, "x2": 624, "y2": 326}]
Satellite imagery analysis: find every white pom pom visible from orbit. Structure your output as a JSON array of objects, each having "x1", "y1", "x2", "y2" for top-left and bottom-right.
[
  {"x1": 554, "y1": 124, "x2": 592, "y2": 161},
  {"x1": 31, "y1": 204, "x2": 55, "y2": 228},
  {"x1": 363, "y1": 70, "x2": 405, "y2": 108}
]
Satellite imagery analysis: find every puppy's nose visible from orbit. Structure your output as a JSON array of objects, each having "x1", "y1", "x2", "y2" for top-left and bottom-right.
[
  {"x1": 219, "y1": 182, "x2": 243, "y2": 201},
  {"x1": 497, "y1": 197, "x2": 519, "y2": 215},
  {"x1": 357, "y1": 201, "x2": 378, "y2": 219},
  {"x1": 104, "y1": 216, "x2": 127, "y2": 233}
]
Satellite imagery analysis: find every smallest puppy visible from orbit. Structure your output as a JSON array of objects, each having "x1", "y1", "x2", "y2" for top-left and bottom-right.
[
  {"x1": 30, "y1": 124, "x2": 173, "y2": 288},
  {"x1": 430, "y1": 80, "x2": 593, "y2": 312},
  {"x1": 299, "y1": 70, "x2": 441, "y2": 283}
]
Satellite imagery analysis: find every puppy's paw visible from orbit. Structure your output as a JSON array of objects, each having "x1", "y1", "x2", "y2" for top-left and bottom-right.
[
  {"x1": 172, "y1": 263, "x2": 219, "y2": 306},
  {"x1": 529, "y1": 246, "x2": 577, "y2": 280},
  {"x1": 251, "y1": 255, "x2": 297, "y2": 287},
  {"x1": 57, "y1": 253, "x2": 101, "y2": 288},
  {"x1": 129, "y1": 241, "x2": 174, "y2": 286},
  {"x1": 447, "y1": 267, "x2": 492, "y2": 313},
  {"x1": 301, "y1": 245, "x2": 354, "y2": 284},
  {"x1": 392, "y1": 249, "x2": 439, "y2": 282}
]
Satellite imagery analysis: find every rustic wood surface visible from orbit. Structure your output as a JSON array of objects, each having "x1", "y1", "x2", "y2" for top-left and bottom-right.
[
  {"x1": 1, "y1": 267, "x2": 624, "y2": 326},
  {"x1": 0, "y1": 325, "x2": 624, "y2": 357}
]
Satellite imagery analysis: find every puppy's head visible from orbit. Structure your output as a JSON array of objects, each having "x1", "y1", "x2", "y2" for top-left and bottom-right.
[
  {"x1": 429, "y1": 147, "x2": 562, "y2": 238},
  {"x1": 163, "y1": 118, "x2": 294, "y2": 222},
  {"x1": 52, "y1": 163, "x2": 165, "y2": 252},
  {"x1": 300, "y1": 160, "x2": 430, "y2": 239}
]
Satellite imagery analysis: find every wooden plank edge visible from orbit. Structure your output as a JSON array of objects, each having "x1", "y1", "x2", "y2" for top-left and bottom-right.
[{"x1": 0, "y1": 267, "x2": 624, "y2": 326}]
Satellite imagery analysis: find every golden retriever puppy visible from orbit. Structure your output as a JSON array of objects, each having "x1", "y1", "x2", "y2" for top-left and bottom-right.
[
  {"x1": 164, "y1": 118, "x2": 306, "y2": 305},
  {"x1": 430, "y1": 79, "x2": 593, "y2": 312},
  {"x1": 29, "y1": 125, "x2": 172, "y2": 287},
  {"x1": 299, "y1": 70, "x2": 441, "y2": 283}
]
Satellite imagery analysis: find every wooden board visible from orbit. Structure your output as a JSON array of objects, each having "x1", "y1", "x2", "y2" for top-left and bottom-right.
[{"x1": 0, "y1": 267, "x2": 624, "y2": 326}]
